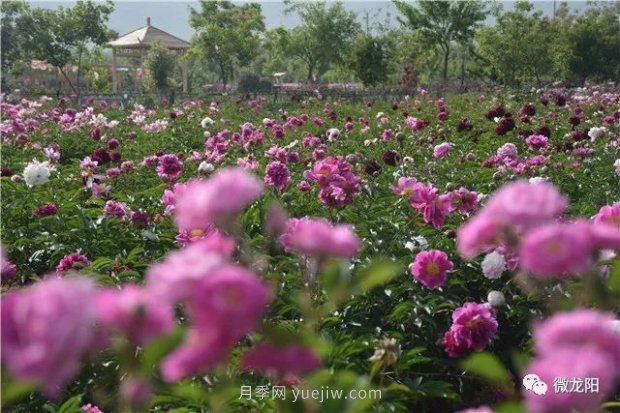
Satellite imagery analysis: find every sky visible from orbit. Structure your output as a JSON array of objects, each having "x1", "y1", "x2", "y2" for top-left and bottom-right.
[{"x1": 28, "y1": 0, "x2": 589, "y2": 42}]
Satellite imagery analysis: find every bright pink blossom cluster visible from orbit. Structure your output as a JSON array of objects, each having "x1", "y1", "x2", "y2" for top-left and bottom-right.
[
  {"x1": 443, "y1": 302, "x2": 498, "y2": 357},
  {"x1": 524, "y1": 309, "x2": 620, "y2": 413},
  {"x1": 303, "y1": 156, "x2": 362, "y2": 208}
]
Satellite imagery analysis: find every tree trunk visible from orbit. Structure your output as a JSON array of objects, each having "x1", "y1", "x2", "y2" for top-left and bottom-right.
[
  {"x1": 58, "y1": 67, "x2": 79, "y2": 97},
  {"x1": 307, "y1": 64, "x2": 314, "y2": 82},
  {"x1": 442, "y1": 44, "x2": 450, "y2": 81},
  {"x1": 76, "y1": 44, "x2": 83, "y2": 101}
]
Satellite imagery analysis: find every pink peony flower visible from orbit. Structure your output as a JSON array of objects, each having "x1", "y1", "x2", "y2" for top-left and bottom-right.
[
  {"x1": 519, "y1": 221, "x2": 593, "y2": 278},
  {"x1": 496, "y1": 143, "x2": 518, "y2": 160},
  {"x1": 303, "y1": 156, "x2": 362, "y2": 208},
  {"x1": 1, "y1": 244, "x2": 17, "y2": 283},
  {"x1": 457, "y1": 181, "x2": 568, "y2": 259},
  {"x1": 593, "y1": 202, "x2": 620, "y2": 227},
  {"x1": 156, "y1": 154, "x2": 183, "y2": 181},
  {"x1": 161, "y1": 182, "x2": 186, "y2": 215},
  {"x1": 146, "y1": 243, "x2": 226, "y2": 303},
  {"x1": 280, "y1": 217, "x2": 361, "y2": 259},
  {"x1": 82, "y1": 404, "x2": 105, "y2": 413},
  {"x1": 1, "y1": 277, "x2": 97, "y2": 395},
  {"x1": 34, "y1": 203, "x2": 58, "y2": 217},
  {"x1": 242, "y1": 344, "x2": 321, "y2": 377},
  {"x1": 264, "y1": 161, "x2": 291, "y2": 193},
  {"x1": 533, "y1": 309, "x2": 620, "y2": 367},
  {"x1": 450, "y1": 187, "x2": 479, "y2": 215},
  {"x1": 524, "y1": 348, "x2": 617, "y2": 413},
  {"x1": 56, "y1": 252, "x2": 90, "y2": 272},
  {"x1": 96, "y1": 285, "x2": 176, "y2": 345},
  {"x1": 174, "y1": 168, "x2": 263, "y2": 231},
  {"x1": 160, "y1": 328, "x2": 235, "y2": 382},
  {"x1": 103, "y1": 200, "x2": 128, "y2": 219},
  {"x1": 433, "y1": 142, "x2": 452, "y2": 159},
  {"x1": 410, "y1": 249, "x2": 453, "y2": 290},
  {"x1": 443, "y1": 302, "x2": 498, "y2": 357},
  {"x1": 408, "y1": 183, "x2": 454, "y2": 228},
  {"x1": 525, "y1": 134, "x2": 548, "y2": 150}
]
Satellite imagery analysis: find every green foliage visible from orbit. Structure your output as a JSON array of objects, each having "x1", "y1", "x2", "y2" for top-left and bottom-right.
[
  {"x1": 237, "y1": 71, "x2": 272, "y2": 93},
  {"x1": 394, "y1": 0, "x2": 488, "y2": 80},
  {"x1": 352, "y1": 36, "x2": 390, "y2": 87},
  {"x1": 3, "y1": 1, "x2": 113, "y2": 93},
  {"x1": 278, "y1": 0, "x2": 361, "y2": 81},
  {"x1": 189, "y1": 0, "x2": 265, "y2": 88},
  {"x1": 143, "y1": 43, "x2": 176, "y2": 93}
]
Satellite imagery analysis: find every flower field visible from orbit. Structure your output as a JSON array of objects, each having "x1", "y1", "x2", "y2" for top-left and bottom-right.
[{"x1": 1, "y1": 88, "x2": 620, "y2": 413}]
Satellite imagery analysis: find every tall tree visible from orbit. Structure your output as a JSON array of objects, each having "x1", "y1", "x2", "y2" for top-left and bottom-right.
[
  {"x1": 352, "y1": 36, "x2": 389, "y2": 87},
  {"x1": 143, "y1": 42, "x2": 176, "y2": 94},
  {"x1": 189, "y1": 0, "x2": 265, "y2": 89},
  {"x1": 278, "y1": 1, "x2": 361, "y2": 81},
  {"x1": 476, "y1": 1, "x2": 554, "y2": 86},
  {"x1": 393, "y1": 0, "x2": 487, "y2": 81},
  {"x1": 12, "y1": 1, "x2": 113, "y2": 95},
  {"x1": 1, "y1": 0, "x2": 29, "y2": 84}
]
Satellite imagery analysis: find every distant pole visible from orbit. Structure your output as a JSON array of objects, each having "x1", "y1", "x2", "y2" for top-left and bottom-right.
[{"x1": 553, "y1": 0, "x2": 556, "y2": 18}]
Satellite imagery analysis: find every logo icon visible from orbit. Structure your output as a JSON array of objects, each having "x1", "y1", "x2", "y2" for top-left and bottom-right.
[{"x1": 523, "y1": 374, "x2": 547, "y2": 395}]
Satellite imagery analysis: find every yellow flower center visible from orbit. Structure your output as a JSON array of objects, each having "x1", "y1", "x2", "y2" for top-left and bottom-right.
[
  {"x1": 545, "y1": 240, "x2": 565, "y2": 254},
  {"x1": 189, "y1": 229, "x2": 205, "y2": 238},
  {"x1": 426, "y1": 262, "x2": 440, "y2": 276}
]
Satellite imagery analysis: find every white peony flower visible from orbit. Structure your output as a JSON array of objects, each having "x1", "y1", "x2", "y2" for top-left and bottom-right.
[
  {"x1": 198, "y1": 161, "x2": 215, "y2": 173},
  {"x1": 200, "y1": 117, "x2": 214, "y2": 129},
  {"x1": 23, "y1": 159, "x2": 51, "y2": 187},
  {"x1": 588, "y1": 126, "x2": 606, "y2": 141},
  {"x1": 481, "y1": 251, "x2": 506, "y2": 280},
  {"x1": 614, "y1": 159, "x2": 620, "y2": 176},
  {"x1": 487, "y1": 290, "x2": 505, "y2": 307},
  {"x1": 405, "y1": 236, "x2": 428, "y2": 252},
  {"x1": 528, "y1": 176, "x2": 548, "y2": 184},
  {"x1": 326, "y1": 128, "x2": 340, "y2": 141}
]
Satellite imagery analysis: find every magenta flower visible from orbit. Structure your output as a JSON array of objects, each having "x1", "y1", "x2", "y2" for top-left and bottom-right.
[
  {"x1": 160, "y1": 265, "x2": 269, "y2": 381},
  {"x1": 524, "y1": 348, "x2": 617, "y2": 413},
  {"x1": 519, "y1": 221, "x2": 593, "y2": 278},
  {"x1": 1, "y1": 244, "x2": 17, "y2": 283},
  {"x1": 433, "y1": 142, "x2": 452, "y2": 159},
  {"x1": 156, "y1": 154, "x2": 183, "y2": 181},
  {"x1": 525, "y1": 134, "x2": 548, "y2": 150},
  {"x1": 593, "y1": 202, "x2": 620, "y2": 227},
  {"x1": 457, "y1": 181, "x2": 568, "y2": 259},
  {"x1": 160, "y1": 328, "x2": 235, "y2": 382},
  {"x1": 103, "y1": 200, "x2": 128, "y2": 219},
  {"x1": 96, "y1": 285, "x2": 175, "y2": 346},
  {"x1": 443, "y1": 302, "x2": 498, "y2": 357},
  {"x1": 146, "y1": 243, "x2": 226, "y2": 303},
  {"x1": 303, "y1": 156, "x2": 362, "y2": 208},
  {"x1": 174, "y1": 168, "x2": 263, "y2": 231},
  {"x1": 280, "y1": 217, "x2": 361, "y2": 259},
  {"x1": 533, "y1": 309, "x2": 620, "y2": 367},
  {"x1": 34, "y1": 203, "x2": 58, "y2": 217},
  {"x1": 410, "y1": 249, "x2": 453, "y2": 290},
  {"x1": 242, "y1": 344, "x2": 321, "y2": 378},
  {"x1": 264, "y1": 161, "x2": 291, "y2": 193},
  {"x1": 409, "y1": 183, "x2": 454, "y2": 228},
  {"x1": 161, "y1": 182, "x2": 186, "y2": 215},
  {"x1": 56, "y1": 252, "x2": 90, "y2": 272},
  {"x1": 449, "y1": 187, "x2": 479, "y2": 215},
  {"x1": 1, "y1": 277, "x2": 97, "y2": 395}
]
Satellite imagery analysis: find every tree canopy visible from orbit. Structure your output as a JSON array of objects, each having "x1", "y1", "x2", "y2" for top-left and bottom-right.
[{"x1": 189, "y1": 0, "x2": 265, "y2": 88}]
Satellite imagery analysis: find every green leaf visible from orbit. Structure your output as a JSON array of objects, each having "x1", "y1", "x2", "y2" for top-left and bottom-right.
[
  {"x1": 462, "y1": 352, "x2": 511, "y2": 387},
  {"x1": 357, "y1": 259, "x2": 401, "y2": 292},
  {"x1": 141, "y1": 329, "x2": 184, "y2": 374},
  {"x1": 58, "y1": 394, "x2": 83, "y2": 413}
]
